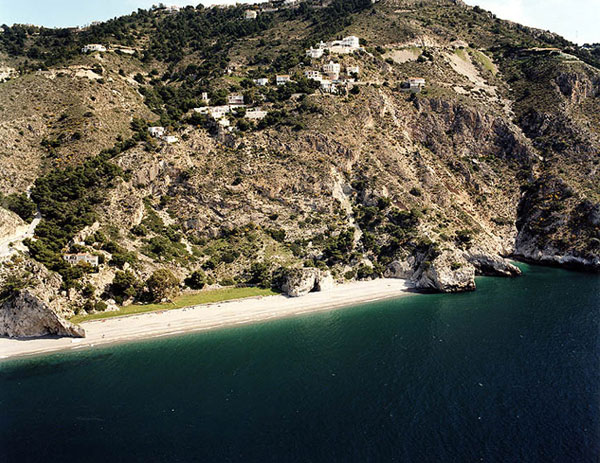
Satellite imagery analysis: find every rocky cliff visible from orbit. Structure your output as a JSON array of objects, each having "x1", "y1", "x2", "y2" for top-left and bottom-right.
[
  {"x1": 0, "y1": 0, "x2": 597, "y2": 327},
  {"x1": 0, "y1": 258, "x2": 84, "y2": 338}
]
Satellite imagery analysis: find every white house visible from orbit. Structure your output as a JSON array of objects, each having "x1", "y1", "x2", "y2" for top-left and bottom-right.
[
  {"x1": 201, "y1": 92, "x2": 210, "y2": 103},
  {"x1": 162, "y1": 135, "x2": 179, "y2": 144},
  {"x1": 342, "y1": 36, "x2": 360, "y2": 49},
  {"x1": 210, "y1": 105, "x2": 232, "y2": 119},
  {"x1": 246, "y1": 108, "x2": 268, "y2": 120},
  {"x1": 347, "y1": 65, "x2": 360, "y2": 76},
  {"x1": 311, "y1": 36, "x2": 361, "y2": 55},
  {"x1": 323, "y1": 61, "x2": 341, "y2": 75},
  {"x1": 63, "y1": 253, "x2": 99, "y2": 266},
  {"x1": 408, "y1": 77, "x2": 426, "y2": 92},
  {"x1": 306, "y1": 47, "x2": 324, "y2": 59},
  {"x1": 409, "y1": 77, "x2": 426, "y2": 86},
  {"x1": 276, "y1": 75, "x2": 291, "y2": 86},
  {"x1": 254, "y1": 77, "x2": 269, "y2": 86},
  {"x1": 148, "y1": 126, "x2": 165, "y2": 138},
  {"x1": 320, "y1": 80, "x2": 337, "y2": 94},
  {"x1": 304, "y1": 70, "x2": 322, "y2": 81},
  {"x1": 81, "y1": 44, "x2": 107, "y2": 53},
  {"x1": 244, "y1": 10, "x2": 258, "y2": 19},
  {"x1": 228, "y1": 94, "x2": 244, "y2": 105}
]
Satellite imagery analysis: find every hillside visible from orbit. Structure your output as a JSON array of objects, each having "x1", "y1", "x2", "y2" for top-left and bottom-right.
[{"x1": 0, "y1": 0, "x2": 598, "y2": 336}]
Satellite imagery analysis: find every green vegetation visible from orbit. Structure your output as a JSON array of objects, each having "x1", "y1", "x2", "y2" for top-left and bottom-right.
[
  {"x1": 146, "y1": 268, "x2": 180, "y2": 302},
  {"x1": 70, "y1": 286, "x2": 278, "y2": 323},
  {"x1": 0, "y1": 192, "x2": 36, "y2": 222},
  {"x1": 0, "y1": 271, "x2": 34, "y2": 302}
]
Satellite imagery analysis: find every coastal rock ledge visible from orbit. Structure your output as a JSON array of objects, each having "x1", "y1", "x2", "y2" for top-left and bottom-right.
[
  {"x1": 281, "y1": 268, "x2": 334, "y2": 297},
  {"x1": 0, "y1": 290, "x2": 85, "y2": 338}
]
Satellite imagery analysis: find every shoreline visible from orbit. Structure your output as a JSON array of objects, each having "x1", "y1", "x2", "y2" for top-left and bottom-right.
[{"x1": 0, "y1": 278, "x2": 415, "y2": 361}]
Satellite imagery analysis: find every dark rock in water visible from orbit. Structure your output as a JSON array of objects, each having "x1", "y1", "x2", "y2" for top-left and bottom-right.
[{"x1": 0, "y1": 290, "x2": 85, "y2": 338}]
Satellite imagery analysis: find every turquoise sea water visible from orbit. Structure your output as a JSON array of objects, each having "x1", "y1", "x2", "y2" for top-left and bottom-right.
[{"x1": 1, "y1": 264, "x2": 599, "y2": 462}]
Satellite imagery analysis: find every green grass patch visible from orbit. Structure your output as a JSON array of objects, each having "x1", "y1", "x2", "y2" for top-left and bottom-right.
[
  {"x1": 454, "y1": 48, "x2": 468, "y2": 61},
  {"x1": 470, "y1": 49, "x2": 497, "y2": 75},
  {"x1": 70, "y1": 287, "x2": 278, "y2": 324}
]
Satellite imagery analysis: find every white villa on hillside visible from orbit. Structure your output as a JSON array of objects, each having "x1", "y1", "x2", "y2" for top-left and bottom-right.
[
  {"x1": 81, "y1": 44, "x2": 106, "y2": 53},
  {"x1": 63, "y1": 253, "x2": 99, "y2": 266},
  {"x1": 201, "y1": 92, "x2": 210, "y2": 103},
  {"x1": 254, "y1": 77, "x2": 269, "y2": 86},
  {"x1": 323, "y1": 61, "x2": 341, "y2": 80},
  {"x1": 246, "y1": 108, "x2": 268, "y2": 120},
  {"x1": 323, "y1": 61, "x2": 341, "y2": 74},
  {"x1": 276, "y1": 75, "x2": 291, "y2": 85},
  {"x1": 320, "y1": 80, "x2": 337, "y2": 94},
  {"x1": 148, "y1": 126, "x2": 165, "y2": 138},
  {"x1": 306, "y1": 36, "x2": 361, "y2": 56},
  {"x1": 228, "y1": 94, "x2": 244, "y2": 105},
  {"x1": 244, "y1": 10, "x2": 257, "y2": 19},
  {"x1": 306, "y1": 47, "x2": 324, "y2": 59},
  {"x1": 408, "y1": 77, "x2": 426, "y2": 92},
  {"x1": 347, "y1": 65, "x2": 360, "y2": 76},
  {"x1": 163, "y1": 135, "x2": 179, "y2": 144},
  {"x1": 304, "y1": 70, "x2": 322, "y2": 81}
]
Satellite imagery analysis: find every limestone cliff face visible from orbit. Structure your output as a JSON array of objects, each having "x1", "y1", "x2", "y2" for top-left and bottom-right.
[
  {"x1": 0, "y1": 258, "x2": 84, "y2": 338},
  {"x1": 412, "y1": 250, "x2": 476, "y2": 293},
  {"x1": 281, "y1": 268, "x2": 335, "y2": 297},
  {"x1": 515, "y1": 177, "x2": 600, "y2": 271},
  {"x1": 0, "y1": 290, "x2": 85, "y2": 338}
]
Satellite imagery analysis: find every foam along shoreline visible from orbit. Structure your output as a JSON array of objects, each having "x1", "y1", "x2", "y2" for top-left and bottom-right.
[{"x1": 0, "y1": 278, "x2": 414, "y2": 361}]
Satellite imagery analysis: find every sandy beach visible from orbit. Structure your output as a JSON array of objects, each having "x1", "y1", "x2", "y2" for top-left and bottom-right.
[{"x1": 0, "y1": 278, "x2": 414, "y2": 361}]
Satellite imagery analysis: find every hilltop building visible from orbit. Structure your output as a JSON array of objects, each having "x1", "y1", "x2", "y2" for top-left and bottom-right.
[
  {"x1": 254, "y1": 77, "x2": 269, "y2": 86},
  {"x1": 306, "y1": 36, "x2": 361, "y2": 56},
  {"x1": 162, "y1": 135, "x2": 179, "y2": 144},
  {"x1": 148, "y1": 126, "x2": 165, "y2": 138},
  {"x1": 276, "y1": 75, "x2": 291, "y2": 85},
  {"x1": 246, "y1": 108, "x2": 268, "y2": 120},
  {"x1": 81, "y1": 44, "x2": 106, "y2": 53},
  {"x1": 306, "y1": 47, "x2": 324, "y2": 59},
  {"x1": 323, "y1": 61, "x2": 341, "y2": 80},
  {"x1": 305, "y1": 70, "x2": 322, "y2": 82},
  {"x1": 408, "y1": 77, "x2": 426, "y2": 92},
  {"x1": 347, "y1": 65, "x2": 360, "y2": 76},
  {"x1": 63, "y1": 253, "x2": 99, "y2": 266},
  {"x1": 245, "y1": 10, "x2": 257, "y2": 19},
  {"x1": 228, "y1": 94, "x2": 245, "y2": 105}
]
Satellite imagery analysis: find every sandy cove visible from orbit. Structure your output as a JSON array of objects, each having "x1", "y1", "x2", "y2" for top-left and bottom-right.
[{"x1": 0, "y1": 278, "x2": 414, "y2": 360}]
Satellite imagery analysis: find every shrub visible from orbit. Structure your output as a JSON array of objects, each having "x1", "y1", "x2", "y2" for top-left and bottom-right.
[
  {"x1": 146, "y1": 269, "x2": 179, "y2": 302},
  {"x1": 248, "y1": 262, "x2": 271, "y2": 288},
  {"x1": 111, "y1": 270, "x2": 140, "y2": 302},
  {"x1": 185, "y1": 270, "x2": 207, "y2": 290},
  {"x1": 1, "y1": 192, "x2": 36, "y2": 222},
  {"x1": 94, "y1": 301, "x2": 108, "y2": 312}
]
